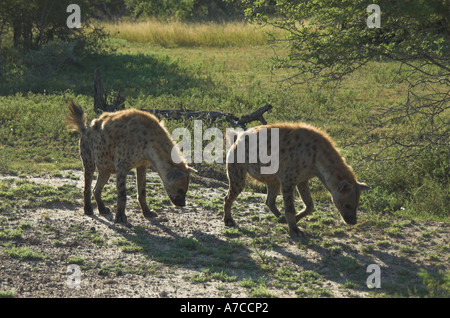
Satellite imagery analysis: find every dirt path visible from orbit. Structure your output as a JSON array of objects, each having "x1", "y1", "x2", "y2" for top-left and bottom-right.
[{"x1": 0, "y1": 170, "x2": 448, "y2": 298}]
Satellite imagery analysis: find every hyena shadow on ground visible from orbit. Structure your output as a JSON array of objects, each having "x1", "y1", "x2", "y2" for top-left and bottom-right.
[
  {"x1": 88, "y1": 212, "x2": 261, "y2": 275},
  {"x1": 273, "y1": 235, "x2": 436, "y2": 296}
]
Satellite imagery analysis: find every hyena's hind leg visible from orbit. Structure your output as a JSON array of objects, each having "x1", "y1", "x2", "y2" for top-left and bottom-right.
[
  {"x1": 83, "y1": 163, "x2": 95, "y2": 216},
  {"x1": 114, "y1": 166, "x2": 130, "y2": 223},
  {"x1": 94, "y1": 170, "x2": 111, "y2": 215},
  {"x1": 136, "y1": 165, "x2": 158, "y2": 219},
  {"x1": 296, "y1": 180, "x2": 314, "y2": 222},
  {"x1": 265, "y1": 182, "x2": 281, "y2": 218},
  {"x1": 223, "y1": 164, "x2": 246, "y2": 227}
]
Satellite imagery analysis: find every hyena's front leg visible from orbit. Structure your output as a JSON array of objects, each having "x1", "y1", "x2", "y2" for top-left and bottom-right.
[
  {"x1": 136, "y1": 166, "x2": 158, "y2": 219},
  {"x1": 296, "y1": 180, "x2": 314, "y2": 222},
  {"x1": 94, "y1": 170, "x2": 111, "y2": 215},
  {"x1": 223, "y1": 164, "x2": 246, "y2": 227},
  {"x1": 282, "y1": 183, "x2": 304, "y2": 238},
  {"x1": 114, "y1": 168, "x2": 129, "y2": 223},
  {"x1": 265, "y1": 182, "x2": 281, "y2": 218}
]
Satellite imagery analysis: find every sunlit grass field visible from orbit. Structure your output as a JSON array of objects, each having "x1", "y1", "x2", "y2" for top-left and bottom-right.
[{"x1": 103, "y1": 19, "x2": 285, "y2": 47}]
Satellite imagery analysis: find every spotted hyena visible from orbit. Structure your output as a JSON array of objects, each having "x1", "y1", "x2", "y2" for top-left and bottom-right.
[
  {"x1": 224, "y1": 123, "x2": 371, "y2": 237},
  {"x1": 66, "y1": 101, "x2": 196, "y2": 223}
]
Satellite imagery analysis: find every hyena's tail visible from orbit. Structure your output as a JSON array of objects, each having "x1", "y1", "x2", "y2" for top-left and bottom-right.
[{"x1": 66, "y1": 100, "x2": 87, "y2": 133}]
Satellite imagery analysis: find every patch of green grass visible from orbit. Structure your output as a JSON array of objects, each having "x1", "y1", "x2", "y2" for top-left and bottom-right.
[
  {"x1": 82, "y1": 229, "x2": 106, "y2": 246},
  {"x1": 0, "y1": 228, "x2": 24, "y2": 240},
  {"x1": 66, "y1": 256, "x2": 84, "y2": 265},
  {"x1": 112, "y1": 237, "x2": 145, "y2": 253},
  {"x1": 97, "y1": 261, "x2": 158, "y2": 277},
  {"x1": 360, "y1": 245, "x2": 375, "y2": 255},
  {"x1": 376, "y1": 240, "x2": 391, "y2": 248},
  {"x1": 385, "y1": 225, "x2": 402, "y2": 237},
  {"x1": 222, "y1": 227, "x2": 242, "y2": 238},
  {"x1": 399, "y1": 245, "x2": 416, "y2": 255},
  {"x1": 421, "y1": 230, "x2": 436, "y2": 238},
  {"x1": 295, "y1": 270, "x2": 331, "y2": 298},
  {"x1": 3, "y1": 245, "x2": 46, "y2": 261},
  {"x1": 343, "y1": 280, "x2": 359, "y2": 289},
  {"x1": 249, "y1": 286, "x2": 275, "y2": 298},
  {"x1": 0, "y1": 290, "x2": 15, "y2": 298},
  {"x1": 272, "y1": 267, "x2": 329, "y2": 297},
  {"x1": 418, "y1": 269, "x2": 450, "y2": 297},
  {"x1": 191, "y1": 196, "x2": 223, "y2": 211},
  {"x1": 239, "y1": 276, "x2": 275, "y2": 297},
  {"x1": 338, "y1": 256, "x2": 361, "y2": 272},
  {"x1": 175, "y1": 237, "x2": 201, "y2": 250},
  {"x1": 185, "y1": 268, "x2": 237, "y2": 284},
  {"x1": 0, "y1": 179, "x2": 81, "y2": 210}
]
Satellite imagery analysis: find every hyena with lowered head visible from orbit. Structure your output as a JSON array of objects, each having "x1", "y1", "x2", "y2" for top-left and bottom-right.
[
  {"x1": 66, "y1": 101, "x2": 196, "y2": 223},
  {"x1": 224, "y1": 123, "x2": 370, "y2": 238}
]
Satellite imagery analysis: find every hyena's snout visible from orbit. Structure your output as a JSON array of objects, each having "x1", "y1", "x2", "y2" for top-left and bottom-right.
[
  {"x1": 342, "y1": 214, "x2": 357, "y2": 225},
  {"x1": 171, "y1": 197, "x2": 186, "y2": 207}
]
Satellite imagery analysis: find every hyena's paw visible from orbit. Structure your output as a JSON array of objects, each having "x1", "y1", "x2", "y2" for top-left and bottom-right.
[
  {"x1": 143, "y1": 210, "x2": 158, "y2": 219},
  {"x1": 99, "y1": 207, "x2": 111, "y2": 216},
  {"x1": 84, "y1": 206, "x2": 94, "y2": 216},
  {"x1": 289, "y1": 225, "x2": 305, "y2": 239},
  {"x1": 114, "y1": 213, "x2": 128, "y2": 224},
  {"x1": 224, "y1": 217, "x2": 236, "y2": 227}
]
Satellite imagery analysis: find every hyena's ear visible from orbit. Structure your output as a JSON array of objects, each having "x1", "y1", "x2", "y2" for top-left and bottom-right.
[
  {"x1": 337, "y1": 180, "x2": 353, "y2": 193},
  {"x1": 358, "y1": 182, "x2": 372, "y2": 191}
]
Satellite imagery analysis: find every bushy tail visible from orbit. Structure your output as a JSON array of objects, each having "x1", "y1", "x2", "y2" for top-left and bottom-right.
[{"x1": 66, "y1": 101, "x2": 87, "y2": 133}]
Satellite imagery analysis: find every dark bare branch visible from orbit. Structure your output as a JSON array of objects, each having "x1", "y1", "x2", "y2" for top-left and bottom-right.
[{"x1": 143, "y1": 104, "x2": 273, "y2": 129}]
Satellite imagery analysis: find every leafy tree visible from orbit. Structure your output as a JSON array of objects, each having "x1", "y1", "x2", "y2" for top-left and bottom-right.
[
  {"x1": 0, "y1": 0, "x2": 109, "y2": 90},
  {"x1": 0, "y1": 0, "x2": 107, "y2": 51},
  {"x1": 243, "y1": 0, "x2": 449, "y2": 164},
  {"x1": 124, "y1": 0, "x2": 243, "y2": 21}
]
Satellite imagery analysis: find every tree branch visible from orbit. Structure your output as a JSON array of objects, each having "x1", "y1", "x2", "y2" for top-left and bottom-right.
[{"x1": 142, "y1": 104, "x2": 273, "y2": 129}]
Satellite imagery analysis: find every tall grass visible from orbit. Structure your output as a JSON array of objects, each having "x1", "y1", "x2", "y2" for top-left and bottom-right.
[{"x1": 103, "y1": 20, "x2": 282, "y2": 47}]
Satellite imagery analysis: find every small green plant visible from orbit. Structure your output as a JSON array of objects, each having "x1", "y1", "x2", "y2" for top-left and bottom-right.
[
  {"x1": 249, "y1": 286, "x2": 275, "y2": 298},
  {"x1": 4, "y1": 245, "x2": 46, "y2": 261},
  {"x1": 82, "y1": 229, "x2": 106, "y2": 246},
  {"x1": 385, "y1": 225, "x2": 402, "y2": 237},
  {"x1": 343, "y1": 280, "x2": 359, "y2": 289},
  {"x1": 399, "y1": 246, "x2": 416, "y2": 255},
  {"x1": 418, "y1": 269, "x2": 450, "y2": 297},
  {"x1": 185, "y1": 268, "x2": 237, "y2": 284},
  {"x1": 360, "y1": 245, "x2": 374, "y2": 255},
  {"x1": 338, "y1": 256, "x2": 360, "y2": 272},
  {"x1": 222, "y1": 227, "x2": 242, "y2": 238},
  {"x1": 376, "y1": 240, "x2": 391, "y2": 248},
  {"x1": 66, "y1": 256, "x2": 84, "y2": 265},
  {"x1": 112, "y1": 238, "x2": 144, "y2": 253},
  {"x1": 0, "y1": 290, "x2": 15, "y2": 298},
  {"x1": 0, "y1": 228, "x2": 24, "y2": 240}
]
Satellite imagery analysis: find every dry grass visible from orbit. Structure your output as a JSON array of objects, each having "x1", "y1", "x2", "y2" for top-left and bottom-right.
[{"x1": 103, "y1": 20, "x2": 284, "y2": 47}]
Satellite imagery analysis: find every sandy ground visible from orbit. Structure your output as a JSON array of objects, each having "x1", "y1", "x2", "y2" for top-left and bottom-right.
[{"x1": 0, "y1": 170, "x2": 448, "y2": 298}]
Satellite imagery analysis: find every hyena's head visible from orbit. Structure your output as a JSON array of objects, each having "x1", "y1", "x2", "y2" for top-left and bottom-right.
[
  {"x1": 162, "y1": 166, "x2": 197, "y2": 207},
  {"x1": 332, "y1": 180, "x2": 371, "y2": 225}
]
